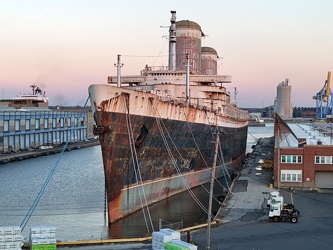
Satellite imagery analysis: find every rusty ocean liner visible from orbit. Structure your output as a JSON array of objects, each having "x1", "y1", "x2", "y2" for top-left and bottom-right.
[{"x1": 88, "y1": 11, "x2": 249, "y2": 225}]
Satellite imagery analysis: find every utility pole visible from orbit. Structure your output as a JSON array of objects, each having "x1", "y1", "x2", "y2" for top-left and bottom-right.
[
  {"x1": 185, "y1": 54, "x2": 190, "y2": 103},
  {"x1": 327, "y1": 115, "x2": 333, "y2": 145},
  {"x1": 277, "y1": 128, "x2": 280, "y2": 191},
  {"x1": 207, "y1": 132, "x2": 220, "y2": 250}
]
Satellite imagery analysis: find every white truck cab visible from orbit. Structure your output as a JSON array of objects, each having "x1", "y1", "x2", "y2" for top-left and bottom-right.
[
  {"x1": 267, "y1": 191, "x2": 280, "y2": 207},
  {"x1": 269, "y1": 203, "x2": 282, "y2": 218}
]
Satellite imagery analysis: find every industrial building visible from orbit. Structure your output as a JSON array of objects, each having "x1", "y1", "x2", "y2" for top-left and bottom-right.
[
  {"x1": 0, "y1": 85, "x2": 94, "y2": 154},
  {"x1": 273, "y1": 113, "x2": 333, "y2": 189}
]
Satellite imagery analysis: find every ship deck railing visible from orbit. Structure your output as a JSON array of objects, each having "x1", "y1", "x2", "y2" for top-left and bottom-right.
[{"x1": 156, "y1": 96, "x2": 248, "y2": 121}]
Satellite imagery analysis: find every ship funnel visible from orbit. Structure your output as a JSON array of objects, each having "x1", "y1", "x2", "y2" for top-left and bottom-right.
[{"x1": 168, "y1": 10, "x2": 176, "y2": 71}]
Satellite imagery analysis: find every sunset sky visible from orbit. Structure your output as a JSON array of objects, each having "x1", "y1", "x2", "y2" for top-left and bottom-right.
[{"x1": 1, "y1": 0, "x2": 332, "y2": 108}]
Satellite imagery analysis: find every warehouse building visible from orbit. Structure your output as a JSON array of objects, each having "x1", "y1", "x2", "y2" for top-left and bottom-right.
[
  {"x1": 273, "y1": 113, "x2": 333, "y2": 189},
  {"x1": 0, "y1": 85, "x2": 94, "y2": 154}
]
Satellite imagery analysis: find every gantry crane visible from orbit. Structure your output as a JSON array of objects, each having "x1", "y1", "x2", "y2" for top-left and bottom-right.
[{"x1": 313, "y1": 71, "x2": 332, "y2": 120}]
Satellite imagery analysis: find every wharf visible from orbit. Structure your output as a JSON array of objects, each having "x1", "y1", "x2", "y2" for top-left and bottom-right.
[
  {"x1": 189, "y1": 136, "x2": 276, "y2": 248},
  {"x1": 215, "y1": 136, "x2": 275, "y2": 223},
  {"x1": 0, "y1": 138, "x2": 100, "y2": 164}
]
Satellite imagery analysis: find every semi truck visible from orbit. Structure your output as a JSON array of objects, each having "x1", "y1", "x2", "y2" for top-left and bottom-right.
[{"x1": 268, "y1": 195, "x2": 299, "y2": 223}]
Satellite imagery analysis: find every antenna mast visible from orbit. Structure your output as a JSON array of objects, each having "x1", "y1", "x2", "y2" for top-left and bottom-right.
[{"x1": 114, "y1": 55, "x2": 124, "y2": 87}]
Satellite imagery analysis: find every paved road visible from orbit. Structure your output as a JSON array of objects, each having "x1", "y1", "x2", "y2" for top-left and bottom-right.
[{"x1": 191, "y1": 190, "x2": 333, "y2": 250}]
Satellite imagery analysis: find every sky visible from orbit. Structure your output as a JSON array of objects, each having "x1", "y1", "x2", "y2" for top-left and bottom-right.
[{"x1": 1, "y1": 0, "x2": 332, "y2": 108}]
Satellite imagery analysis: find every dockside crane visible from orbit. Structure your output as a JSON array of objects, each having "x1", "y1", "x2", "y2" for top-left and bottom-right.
[{"x1": 313, "y1": 71, "x2": 332, "y2": 121}]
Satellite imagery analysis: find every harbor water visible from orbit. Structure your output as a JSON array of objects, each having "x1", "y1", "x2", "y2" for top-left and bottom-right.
[{"x1": 0, "y1": 125, "x2": 274, "y2": 242}]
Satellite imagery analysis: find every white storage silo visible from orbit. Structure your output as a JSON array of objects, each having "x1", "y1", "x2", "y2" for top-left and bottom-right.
[{"x1": 275, "y1": 78, "x2": 293, "y2": 118}]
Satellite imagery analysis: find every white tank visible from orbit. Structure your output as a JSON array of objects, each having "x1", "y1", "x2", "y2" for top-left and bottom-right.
[{"x1": 275, "y1": 78, "x2": 293, "y2": 118}]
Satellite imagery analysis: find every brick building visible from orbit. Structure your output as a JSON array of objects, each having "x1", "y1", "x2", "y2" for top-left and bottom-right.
[{"x1": 273, "y1": 113, "x2": 333, "y2": 189}]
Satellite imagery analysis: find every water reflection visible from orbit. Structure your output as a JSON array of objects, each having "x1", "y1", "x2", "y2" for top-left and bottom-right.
[{"x1": 108, "y1": 177, "x2": 229, "y2": 239}]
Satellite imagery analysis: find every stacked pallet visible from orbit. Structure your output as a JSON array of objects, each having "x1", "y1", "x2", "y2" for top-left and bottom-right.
[
  {"x1": 152, "y1": 228, "x2": 197, "y2": 250},
  {"x1": 0, "y1": 226, "x2": 23, "y2": 250},
  {"x1": 152, "y1": 230, "x2": 173, "y2": 250},
  {"x1": 29, "y1": 226, "x2": 56, "y2": 250},
  {"x1": 164, "y1": 240, "x2": 197, "y2": 250}
]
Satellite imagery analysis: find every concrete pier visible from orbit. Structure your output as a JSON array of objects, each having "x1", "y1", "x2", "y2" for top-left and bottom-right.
[
  {"x1": 216, "y1": 136, "x2": 275, "y2": 223},
  {"x1": 0, "y1": 138, "x2": 99, "y2": 164}
]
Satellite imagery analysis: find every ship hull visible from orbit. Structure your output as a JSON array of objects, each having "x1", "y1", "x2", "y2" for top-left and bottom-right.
[
  {"x1": 89, "y1": 84, "x2": 248, "y2": 224},
  {"x1": 110, "y1": 163, "x2": 231, "y2": 223}
]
